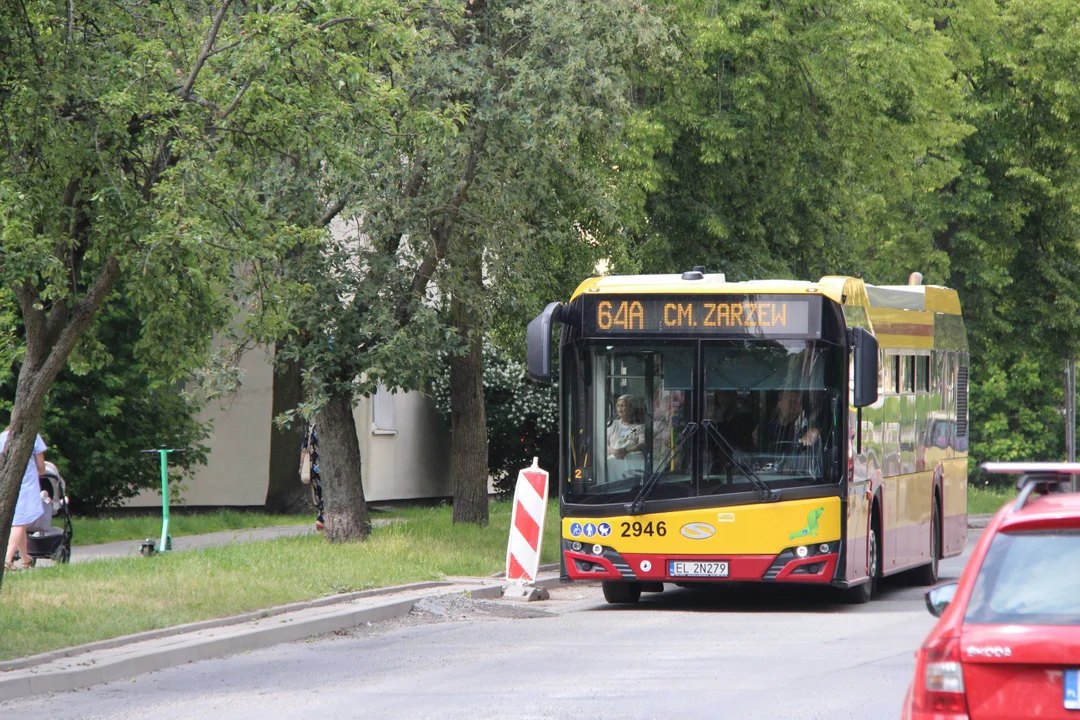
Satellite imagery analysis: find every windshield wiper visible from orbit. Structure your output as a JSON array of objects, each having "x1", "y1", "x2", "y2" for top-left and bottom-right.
[
  {"x1": 626, "y1": 422, "x2": 699, "y2": 515},
  {"x1": 701, "y1": 419, "x2": 780, "y2": 503}
]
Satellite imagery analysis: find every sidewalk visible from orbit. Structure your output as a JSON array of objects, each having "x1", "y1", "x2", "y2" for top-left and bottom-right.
[{"x1": 66, "y1": 519, "x2": 396, "y2": 564}]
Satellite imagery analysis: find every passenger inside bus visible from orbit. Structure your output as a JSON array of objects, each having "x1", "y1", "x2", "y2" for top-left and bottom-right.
[
  {"x1": 606, "y1": 394, "x2": 645, "y2": 483},
  {"x1": 607, "y1": 394, "x2": 644, "y2": 459}
]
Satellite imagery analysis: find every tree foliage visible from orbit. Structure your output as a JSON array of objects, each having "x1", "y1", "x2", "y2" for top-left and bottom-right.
[
  {"x1": 629, "y1": 0, "x2": 1080, "y2": 478},
  {"x1": 265, "y1": 0, "x2": 674, "y2": 527},
  {"x1": 431, "y1": 341, "x2": 558, "y2": 495},
  {"x1": 632, "y1": 0, "x2": 971, "y2": 281},
  {"x1": 0, "y1": 295, "x2": 209, "y2": 513},
  {"x1": 932, "y1": 0, "x2": 1080, "y2": 477},
  {"x1": 0, "y1": 0, "x2": 420, "y2": 584}
]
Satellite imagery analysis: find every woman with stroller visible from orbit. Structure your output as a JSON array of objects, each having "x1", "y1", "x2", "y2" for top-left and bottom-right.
[{"x1": 2, "y1": 426, "x2": 47, "y2": 571}]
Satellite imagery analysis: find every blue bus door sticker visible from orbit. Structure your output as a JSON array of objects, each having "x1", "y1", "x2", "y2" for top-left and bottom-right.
[
  {"x1": 569, "y1": 522, "x2": 583, "y2": 537},
  {"x1": 583, "y1": 523, "x2": 597, "y2": 538}
]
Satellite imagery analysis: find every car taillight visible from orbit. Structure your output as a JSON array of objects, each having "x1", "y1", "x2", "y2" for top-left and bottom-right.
[{"x1": 913, "y1": 635, "x2": 969, "y2": 716}]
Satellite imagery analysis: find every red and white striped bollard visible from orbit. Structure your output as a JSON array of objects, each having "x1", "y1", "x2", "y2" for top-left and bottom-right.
[{"x1": 504, "y1": 457, "x2": 550, "y2": 601}]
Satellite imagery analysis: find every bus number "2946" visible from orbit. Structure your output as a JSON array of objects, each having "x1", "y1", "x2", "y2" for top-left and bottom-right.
[{"x1": 621, "y1": 521, "x2": 667, "y2": 537}]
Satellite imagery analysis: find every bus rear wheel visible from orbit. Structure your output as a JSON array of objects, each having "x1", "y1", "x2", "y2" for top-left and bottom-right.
[
  {"x1": 602, "y1": 581, "x2": 642, "y2": 604},
  {"x1": 910, "y1": 500, "x2": 941, "y2": 586}
]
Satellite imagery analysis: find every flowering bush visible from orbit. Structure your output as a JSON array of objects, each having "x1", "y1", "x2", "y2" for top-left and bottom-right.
[{"x1": 431, "y1": 341, "x2": 558, "y2": 495}]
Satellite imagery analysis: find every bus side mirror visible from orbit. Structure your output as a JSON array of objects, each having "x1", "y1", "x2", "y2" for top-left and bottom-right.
[
  {"x1": 851, "y1": 327, "x2": 879, "y2": 408},
  {"x1": 527, "y1": 302, "x2": 566, "y2": 383}
]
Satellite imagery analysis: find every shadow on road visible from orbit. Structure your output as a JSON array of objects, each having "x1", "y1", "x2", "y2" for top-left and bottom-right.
[{"x1": 588, "y1": 563, "x2": 966, "y2": 615}]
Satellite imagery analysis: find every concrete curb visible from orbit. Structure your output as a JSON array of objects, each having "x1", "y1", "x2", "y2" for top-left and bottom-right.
[
  {"x1": 0, "y1": 596, "x2": 419, "y2": 703},
  {"x1": 0, "y1": 580, "x2": 454, "y2": 674},
  {"x1": 535, "y1": 576, "x2": 563, "y2": 590}
]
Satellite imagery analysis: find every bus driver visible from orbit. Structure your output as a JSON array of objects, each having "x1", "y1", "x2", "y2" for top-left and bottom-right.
[{"x1": 756, "y1": 390, "x2": 820, "y2": 451}]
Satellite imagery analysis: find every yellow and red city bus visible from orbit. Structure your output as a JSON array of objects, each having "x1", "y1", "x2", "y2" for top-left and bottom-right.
[{"x1": 526, "y1": 269, "x2": 968, "y2": 603}]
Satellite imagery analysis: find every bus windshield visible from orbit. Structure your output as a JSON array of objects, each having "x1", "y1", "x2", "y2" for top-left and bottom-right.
[{"x1": 563, "y1": 339, "x2": 843, "y2": 506}]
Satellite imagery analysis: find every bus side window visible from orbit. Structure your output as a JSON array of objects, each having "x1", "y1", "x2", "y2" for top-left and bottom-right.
[
  {"x1": 917, "y1": 356, "x2": 930, "y2": 393},
  {"x1": 882, "y1": 352, "x2": 898, "y2": 395},
  {"x1": 902, "y1": 355, "x2": 915, "y2": 394},
  {"x1": 932, "y1": 421, "x2": 949, "y2": 449}
]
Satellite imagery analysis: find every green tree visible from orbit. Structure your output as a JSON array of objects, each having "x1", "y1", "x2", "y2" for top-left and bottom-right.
[
  {"x1": 632, "y1": 0, "x2": 970, "y2": 281},
  {"x1": 930, "y1": 0, "x2": 1080, "y2": 476},
  {"x1": 0, "y1": 0, "x2": 231, "y2": 589},
  {"x1": 263, "y1": 0, "x2": 674, "y2": 533},
  {"x1": 371, "y1": 0, "x2": 672, "y2": 524},
  {"x1": 214, "y1": 3, "x2": 453, "y2": 541},
  {"x1": 0, "y1": 0, "x2": 415, "y2": 585}
]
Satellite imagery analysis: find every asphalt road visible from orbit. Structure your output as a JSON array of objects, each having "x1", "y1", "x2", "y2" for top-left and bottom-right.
[{"x1": 3, "y1": 544, "x2": 973, "y2": 720}]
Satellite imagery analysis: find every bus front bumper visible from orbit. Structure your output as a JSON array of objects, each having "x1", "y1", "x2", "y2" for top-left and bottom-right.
[{"x1": 562, "y1": 541, "x2": 839, "y2": 584}]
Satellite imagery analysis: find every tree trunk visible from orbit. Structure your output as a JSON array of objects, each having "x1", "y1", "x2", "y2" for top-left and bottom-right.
[
  {"x1": 314, "y1": 388, "x2": 370, "y2": 542},
  {"x1": 264, "y1": 350, "x2": 311, "y2": 513},
  {"x1": 450, "y1": 253, "x2": 489, "y2": 525}
]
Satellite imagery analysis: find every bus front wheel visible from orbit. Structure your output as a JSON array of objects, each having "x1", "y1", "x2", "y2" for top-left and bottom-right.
[
  {"x1": 602, "y1": 581, "x2": 642, "y2": 604},
  {"x1": 846, "y1": 522, "x2": 879, "y2": 604}
]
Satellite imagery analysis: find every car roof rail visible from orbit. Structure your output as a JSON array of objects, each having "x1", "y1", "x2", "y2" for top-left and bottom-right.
[{"x1": 981, "y1": 462, "x2": 1080, "y2": 511}]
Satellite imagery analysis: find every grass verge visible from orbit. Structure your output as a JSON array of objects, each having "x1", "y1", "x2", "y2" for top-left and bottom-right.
[
  {"x1": 71, "y1": 509, "x2": 310, "y2": 546},
  {"x1": 0, "y1": 501, "x2": 559, "y2": 661},
  {"x1": 967, "y1": 483, "x2": 1015, "y2": 515}
]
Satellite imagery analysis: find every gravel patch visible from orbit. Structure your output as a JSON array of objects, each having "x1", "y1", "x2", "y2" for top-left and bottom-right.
[{"x1": 312, "y1": 591, "x2": 554, "y2": 643}]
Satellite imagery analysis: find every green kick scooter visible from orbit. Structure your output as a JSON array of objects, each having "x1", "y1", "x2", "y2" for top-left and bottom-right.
[{"x1": 140, "y1": 448, "x2": 183, "y2": 557}]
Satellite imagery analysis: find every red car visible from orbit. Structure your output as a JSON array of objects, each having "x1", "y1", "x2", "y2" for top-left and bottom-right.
[{"x1": 903, "y1": 463, "x2": 1080, "y2": 719}]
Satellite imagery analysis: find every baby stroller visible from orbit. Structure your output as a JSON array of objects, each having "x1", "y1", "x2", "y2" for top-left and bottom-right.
[{"x1": 25, "y1": 461, "x2": 74, "y2": 564}]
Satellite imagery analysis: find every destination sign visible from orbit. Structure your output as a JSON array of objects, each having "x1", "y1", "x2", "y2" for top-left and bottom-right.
[{"x1": 581, "y1": 295, "x2": 820, "y2": 338}]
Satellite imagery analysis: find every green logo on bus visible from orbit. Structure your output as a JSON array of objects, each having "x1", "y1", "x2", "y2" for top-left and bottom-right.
[{"x1": 790, "y1": 507, "x2": 825, "y2": 541}]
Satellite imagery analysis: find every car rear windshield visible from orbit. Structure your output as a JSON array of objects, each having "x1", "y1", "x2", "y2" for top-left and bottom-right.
[{"x1": 965, "y1": 530, "x2": 1080, "y2": 626}]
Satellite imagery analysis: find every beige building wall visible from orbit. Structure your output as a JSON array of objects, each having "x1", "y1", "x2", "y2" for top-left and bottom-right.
[
  {"x1": 126, "y1": 348, "x2": 451, "y2": 508},
  {"x1": 355, "y1": 390, "x2": 453, "y2": 501}
]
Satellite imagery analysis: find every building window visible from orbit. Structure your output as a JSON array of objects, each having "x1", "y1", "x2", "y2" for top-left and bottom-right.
[{"x1": 372, "y1": 383, "x2": 397, "y2": 435}]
